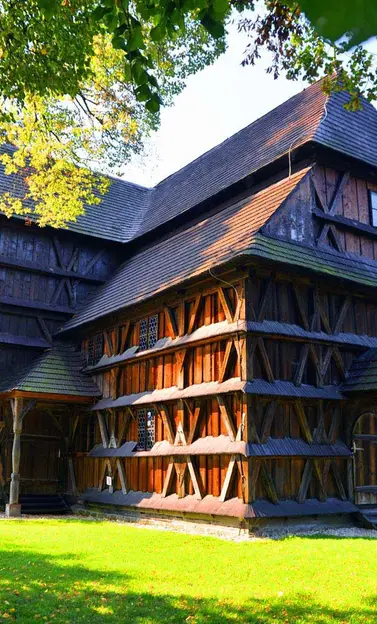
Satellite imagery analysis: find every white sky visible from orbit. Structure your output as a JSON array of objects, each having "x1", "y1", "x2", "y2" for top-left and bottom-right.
[
  {"x1": 121, "y1": 22, "x2": 377, "y2": 188},
  {"x1": 121, "y1": 23, "x2": 308, "y2": 187}
]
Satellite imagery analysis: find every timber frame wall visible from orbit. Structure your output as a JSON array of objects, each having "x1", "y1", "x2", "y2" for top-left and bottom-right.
[
  {"x1": 72, "y1": 163, "x2": 377, "y2": 518},
  {"x1": 0, "y1": 217, "x2": 121, "y2": 374},
  {"x1": 75, "y1": 266, "x2": 375, "y2": 511}
]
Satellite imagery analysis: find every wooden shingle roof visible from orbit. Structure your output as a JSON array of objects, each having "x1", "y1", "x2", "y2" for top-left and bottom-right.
[
  {"x1": 4, "y1": 80, "x2": 377, "y2": 243},
  {"x1": 61, "y1": 168, "x2": 310, "y2": 332},
  {"x1": 342, "y1": 349, "x2": 377, "y2": 393},
  {"x1": 0, "y1": 344, "x2": 100, "y2": 398}
]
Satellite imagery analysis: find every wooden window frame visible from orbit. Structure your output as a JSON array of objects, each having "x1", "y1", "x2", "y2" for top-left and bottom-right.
[
  {"x1": 87, "y1": 333, "x2": 104, "y2": 366},
  {"x1": 369, "y1": 189, "x2": 377, "y2": 227},
  {"x1": 136, "y1": 407, "x2": 155, "y2": 451},
  {"x1": 139, "y1": 314, "x2": 158, "y2": 351}
]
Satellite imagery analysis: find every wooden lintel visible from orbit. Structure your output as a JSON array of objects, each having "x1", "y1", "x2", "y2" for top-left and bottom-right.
[{"x1": 6, "y1": 391, "x2": 95, "y2": 404}]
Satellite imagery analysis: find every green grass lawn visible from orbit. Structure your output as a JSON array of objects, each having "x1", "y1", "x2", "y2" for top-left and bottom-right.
[{"x1": 0, "y1": 519, "x2": 376, "y2": 623}]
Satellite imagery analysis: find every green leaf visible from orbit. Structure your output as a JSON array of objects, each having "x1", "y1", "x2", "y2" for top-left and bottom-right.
[
  {"x1": 124, "y1": 62, "x2": 132, "y2": 81},
  {"x1": 147, "y1": 74, "x2": 159, "y2": 89},
  {"x1": 112, "y1": 36, "x2": 128, "y2": 51},
  {"x1": 91, "y1": 5, "x2": 111, "y2": 22},
  {"x1": 150, "y1": 24, "x2": 166, "y2": 42},
  {"x1": 37, "y1": 0, "x2": 57, "y2": 18},
  {"x1": 145, "y1": 92, "x2": 163, "y2": 113},
  {"x1": 127, "y1": 26, "x2": 144, "y2": 51},
  {"x1": 212, "y1": 0, "x2": 229, "y2": 17},
  {"x1": 113, "y1": 24, "x2": 128, "y2": 37},
  {"x1": 200, "y1": 14, "x2": 225, "y2": 38},
  {"x1": 132, "y1": 61, "x2": 149, "y2": 85},
  {"x1": 135, "y1": 84, "x2": 152, "y2": 102},
  {"x1": 299, "y1": 0, "x2": 377, "y2": 47}
]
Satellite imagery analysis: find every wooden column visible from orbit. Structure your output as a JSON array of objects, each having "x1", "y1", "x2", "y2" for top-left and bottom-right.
[{"x1": 6, "y1": 398, "x2": 34, "y2": 518}]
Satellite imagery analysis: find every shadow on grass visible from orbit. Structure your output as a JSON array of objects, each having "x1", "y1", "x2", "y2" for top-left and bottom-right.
[{"x1": 0, "y1": 546, "x2": 375, "y2": 623}]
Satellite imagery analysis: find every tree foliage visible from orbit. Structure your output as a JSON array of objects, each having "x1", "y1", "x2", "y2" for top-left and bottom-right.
[{"x1": 0, "y1": 0, "x2": 376, "y2": 227}]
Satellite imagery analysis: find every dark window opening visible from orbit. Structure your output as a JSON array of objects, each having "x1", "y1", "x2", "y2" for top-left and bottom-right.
[
  {"x1": 139, "y1": 314, "x2": 158, "y2": 351},
  {"x1": 369, "y1": 190, "x2": 377, "y2": 227},
  {"x1": 87, "y1": 333, "x2": 104, "y2": 366},
  {"x1": 77, "y1": 415, "x2": 96, "y2": 452},
  {"x1": 137, "y1": 408, "x2": 155, "y2": 450}
]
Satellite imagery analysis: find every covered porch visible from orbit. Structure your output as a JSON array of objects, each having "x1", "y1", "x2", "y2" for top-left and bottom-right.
[{"x1": 0, "y1": 344, "x2": 100, "y2": 517}]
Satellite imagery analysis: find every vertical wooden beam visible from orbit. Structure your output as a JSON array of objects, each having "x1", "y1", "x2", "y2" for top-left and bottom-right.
[
  {"x1": 6, "y1": 398, "x2": 35, "y2": 517},
  {"x1": 7, "y1": 398, "x2": 23, "y2": 517}
]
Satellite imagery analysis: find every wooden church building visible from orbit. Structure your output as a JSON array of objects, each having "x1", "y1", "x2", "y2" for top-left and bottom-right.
[{"x1": 2, "y1": 80, "x2": 377, "y2": 529}]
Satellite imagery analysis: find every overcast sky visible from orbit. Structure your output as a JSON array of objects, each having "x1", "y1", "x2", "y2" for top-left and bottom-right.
[{"x1": 121, "y1": 22, "x2": 377, "y2": 188}]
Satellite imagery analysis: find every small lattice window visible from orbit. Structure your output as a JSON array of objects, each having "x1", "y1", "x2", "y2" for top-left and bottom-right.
[
  {"x1": 87, "y1": 333, "x2": 104, "y2": 366},
  {"x1": 370, "y1": 190, "x2": 377, "y2": 227},
  {"x1": 137, "y1": 408, "x2": 155, "y2": 450},
  {"x1": 138, "y1": 314, "x2": 158, "y2": 351}
]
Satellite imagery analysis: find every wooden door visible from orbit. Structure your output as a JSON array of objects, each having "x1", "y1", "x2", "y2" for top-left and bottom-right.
[
  {"x1": 20, "y1": 435, "x2": 61, "y2": 495},
  {"x1": 353, "y1": 413, "x2": 377, "y2": 505}
]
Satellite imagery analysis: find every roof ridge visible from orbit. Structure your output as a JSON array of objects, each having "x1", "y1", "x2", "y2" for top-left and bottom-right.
[{"x1": 152, "y1": 80, "x2": 326, "y2": 190}]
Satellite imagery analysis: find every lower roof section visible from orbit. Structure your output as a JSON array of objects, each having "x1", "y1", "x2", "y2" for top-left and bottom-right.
[
  {"x1": 89, "y1": 436, "x2": 351, "y2": 458},
  {"x1": 246, "y1": 234, "x2": 377, "y2": 290},
  {"x1": 80, "y1": 488, "x2": 357, "y2": 519},
  {"x1": 92, "y1": 377, "x2": 344, "y2": 411},
  {"x1": 0, "y1": 343, "x2": 100, "y2": 398},
  {"x1": 342, "y1": 348, "x2": 377, "y2": 393}
]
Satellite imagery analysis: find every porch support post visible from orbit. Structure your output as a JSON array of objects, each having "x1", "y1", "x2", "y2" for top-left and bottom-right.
[{"x1": 6, "y1": 398, "x2": 35, "y2": 518}]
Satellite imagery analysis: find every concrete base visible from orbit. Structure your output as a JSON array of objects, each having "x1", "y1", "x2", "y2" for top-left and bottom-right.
[{"x1": 5, "y1": 503, "x2": 21, "y2": 518}]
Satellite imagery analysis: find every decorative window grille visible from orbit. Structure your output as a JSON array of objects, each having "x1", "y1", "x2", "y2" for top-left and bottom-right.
[
  {"x1": 370, "y1": 190, "x2": 377, "y2": 227},
  {"x1": 87, "y1": 333, "x2": 104, "y2": 366},
  {"x1": 137, "y1": 408, "x2": 155, "y2": 450},
  {"x1": 138, "y1": 314, "x2": 158, "y2": 351}
]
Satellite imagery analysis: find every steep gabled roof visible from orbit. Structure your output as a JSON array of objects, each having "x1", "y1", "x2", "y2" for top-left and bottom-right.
[
  {"x1": 60, "y1": 168, "x2": 310, "y2": 332},
  {"x1": 0, "y1": 344, "x2": 100, "y2": 397},
  {"x1": 3, "y1": 81, "x2": 377, "y2": 243},
  {"x1": 137, "y1": 81, "x2": 327, "y2": 236}
]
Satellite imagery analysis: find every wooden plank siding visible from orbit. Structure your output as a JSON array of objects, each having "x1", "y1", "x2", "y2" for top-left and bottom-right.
[
  {"x1": 0, "y1": 218, "x2": 120, "y2": 378},
  {"x1": 74, "y1": 267, "x2": 367, "y2": 511}
]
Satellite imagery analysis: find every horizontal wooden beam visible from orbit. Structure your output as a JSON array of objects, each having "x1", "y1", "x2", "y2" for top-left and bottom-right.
[
  {"x1": 0, "y1": 333, "x2": 49, "y2": 349},
  {"x1": 0, "y1": 255, "x2": 106, "y2": 284},
  {"x1": 0, "y1": 391, "x2": 95, "y2": 404},
  {"x1": 0, "y1": 296, "x2": 73, "y2": 315},
  {"x1": 313, "y1": 207, "x2": 377, "y2": 240}
]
